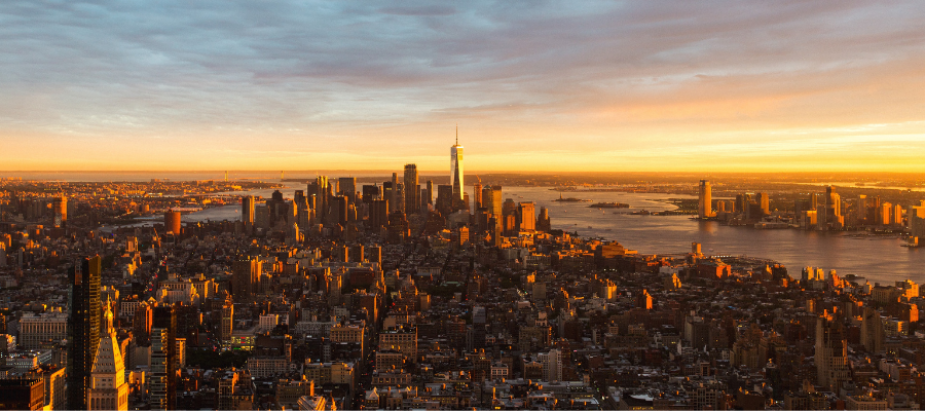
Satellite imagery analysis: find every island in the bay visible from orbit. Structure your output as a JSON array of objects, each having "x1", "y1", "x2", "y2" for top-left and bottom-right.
[
  {"x1": 554, "y1": 193, "x2": 592, "y2": 202},
  {"x1": 589, "y1": 202, "x2": 630, "y2": 208}
]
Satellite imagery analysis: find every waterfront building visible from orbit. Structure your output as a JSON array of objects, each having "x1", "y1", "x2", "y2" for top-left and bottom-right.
[
  {"x1": 911, "y1": 202, "x2": 925, "y2": 238},
  {"x1": 757, "y1": 192, "x2": 770, "y2": 216},
  {"x1": 698, "y1": 180, "x2": 715, "y2": 219}
]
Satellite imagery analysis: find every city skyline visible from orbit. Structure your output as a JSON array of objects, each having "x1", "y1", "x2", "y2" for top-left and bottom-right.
[{"x1": 3, "y1": 1, "x2": 925, "y2": 172}]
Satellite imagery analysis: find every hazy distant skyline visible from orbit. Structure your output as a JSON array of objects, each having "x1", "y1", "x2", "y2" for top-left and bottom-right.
[{"x1": 2, "y1": 1, "x2": 924, "y2": 172}]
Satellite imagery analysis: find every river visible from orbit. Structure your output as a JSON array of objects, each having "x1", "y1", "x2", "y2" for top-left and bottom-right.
[{"x1": 171, "y1": 184, "x2": 925, "y2": 284}]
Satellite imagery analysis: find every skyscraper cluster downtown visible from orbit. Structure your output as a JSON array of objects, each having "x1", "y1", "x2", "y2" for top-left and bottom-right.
[
  {"x1": 4, "y1": 133, "x2": 925, "y2": 411},
  {"x1": 48, "y1": 133, "x2": 553, "y2": 410}
]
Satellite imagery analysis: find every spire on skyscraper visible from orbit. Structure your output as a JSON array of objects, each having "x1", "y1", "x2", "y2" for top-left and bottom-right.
[{"x1": 456, "y1": 124, "x2": 458, "y2": 145}]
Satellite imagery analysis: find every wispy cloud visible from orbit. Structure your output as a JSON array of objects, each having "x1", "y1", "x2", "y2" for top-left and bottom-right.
[{"x1": 1, "y1": 1, "x2": 924, "y2": 171}]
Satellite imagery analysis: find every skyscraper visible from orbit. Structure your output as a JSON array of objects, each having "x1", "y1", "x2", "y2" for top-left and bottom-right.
[
  {"x1": 332, "y1": 195, "x2": 348, "y2": 225},
  {"x1": 88, "y1": 305, "x2": 128, "y2": 410},
  {"x1": 53, "y1": 196, "x2": 67, "y2": 228},
  {"x1": 221, "y1": 293, "x2": 234, "y2": 346},
  {"x1": 338, "y1": 177, "x2": 357, "y2": 204},
  {"x1": 910, "y1": 202, "x2": 925, "y2": 238},
  {"x1": 362, "y1": 184, "x2": 381, "y2": 202},
  {"x1": 451, "y1": 127, "x2": 464, "y2": 200},
  {"x1": 232, "y1": 258, "x2": 261, "y2": 304},
  {"x1": 540, "y1": 349, "x2": 562, "y2": 382},
  {"x1": 825, "y1": 186, "x2": 841, "y2": 223},
  {"x1": 395, "y1": 183, "x2": 405, "y2": 214},
  {"x1": 164, "y1": 210, "x2": 182, "y2": 235},
  {"x1": 757, "y1": 192, "x2": 770, "y2": 216},
  {"x1": 369, "y1": 199, "x2": 389, "y2": 230},
  {"x1": 536, "y1": 207, "x2": 551, "y2": 232},
  {"x1": 436, "y1": 185, "x2": 454, "y2": 216},
  {"x1": 309, "y1": 176, "x2": 329, "y2": 224},
  {"x1": 856, "y1": 194, "x2": 867, "y2": 222},
  {"x1": 67, "y1": 256, "x2": 102, "y2": 410},
  {"x1": 242, "y1": 196, "x2": 255, "y2": 229},
  {"x1": 860, "y1": 306, "x2": 883, "y2": 354},
  {"x1": 473, "y1": 181, "x2": 483, "y2": 210},
  {"x1": 403, "y1": 164, "x2": 419, "y2": 215},
  {"x1": 698, "y1": 180, "x2": 714, "y2": 219},
  {"x1": 151, "y1": 306, "x2": 177, "y2": 410},
  {"x1": 425, "y1": 180, "x2": 434, "y2": 205},
  {"x1": 391, "y1": 173, "x2": 399, "y2": 212},
  {"x1": 489, "y1": 186, "x2": 502, "y2": 217},
  {"x1": 815, "y1": 315, "x2": 849, "y2": 390},
  {"x1": 517, "y1": 202, "x2": 536, "y2": 231}
]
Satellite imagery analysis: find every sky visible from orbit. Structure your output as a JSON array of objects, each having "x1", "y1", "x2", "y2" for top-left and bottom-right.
[{"x1": 1, "y1": 1, "x2": 924, "y2": 173}]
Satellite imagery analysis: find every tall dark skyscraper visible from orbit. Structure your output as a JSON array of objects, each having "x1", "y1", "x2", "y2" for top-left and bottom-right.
[
  {"x1": 436, "y1": 184, "x2": 454, "y2": 216},
  {"x1": 362, "y1": 184, "x2": 381, "y2": 202},
  {"x1": 403, "y1": 164, "x2": 419, "y2": 215},
  {"x1": 370, "y1": 199, "x2": 388, "y2": 229},
  {"x1": 338, "y1": 177, "x2": 357, "y2": 204},
  {"x1": 242, "y1": 195, "x2": 255, "y2": 229},
  {"x1": 151, "y1": 305, "x2": 177, "y2": 410},
  {"x1": 395, "y1": 183, "x2": 405, "y2": 215},
  {"x1": 391, "y1": 173, "x2": 399, "y2": 213},
  {"x1": 333, "y1": 195, "x2": 348, "y2": 225},
  {"x1": 451, "y1": 127, "x2": 464, "y2": 200},
  {"x1": 425, "y1": 180, "x2": 434, "y2": 205},
  {"x1": 67, "y1": 256, "x2": 102, "y2": 410},
  {"x1": 232, "y1": 258, "x2": 261, "y2": 304},
  {"x1": 473, "y1": 181, "x2": 483, "y2": 210}
]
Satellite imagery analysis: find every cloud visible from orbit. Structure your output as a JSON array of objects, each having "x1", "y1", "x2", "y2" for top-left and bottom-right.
[
  {"x1": 379, "y1": 5, "x2": 456, "y2": 16},
  {"x1": 0, "y1": 1, "x2": 924, "y2": 171}
]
